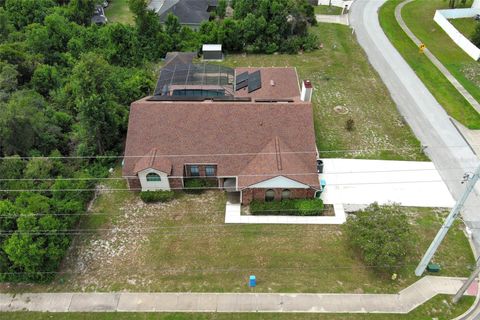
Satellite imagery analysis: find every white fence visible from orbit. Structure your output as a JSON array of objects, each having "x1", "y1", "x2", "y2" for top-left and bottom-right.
[{"x1": 434, "y1": 8, "x2": 480, "y2": 61}]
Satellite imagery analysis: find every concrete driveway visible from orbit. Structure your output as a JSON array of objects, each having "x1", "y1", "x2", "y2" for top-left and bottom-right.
[{"x1": 320, "y1": 159, "x2": 455, "y2": 207}]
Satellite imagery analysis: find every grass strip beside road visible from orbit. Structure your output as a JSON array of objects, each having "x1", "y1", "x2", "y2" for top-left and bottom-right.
[{"x1": 379, "y1": 0, "x2": 480, "y2": 129}]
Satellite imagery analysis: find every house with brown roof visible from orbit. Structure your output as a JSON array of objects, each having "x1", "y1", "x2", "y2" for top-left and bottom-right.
[{"x1": 123, "y1": 63, "x2": 320, "y2": 204}]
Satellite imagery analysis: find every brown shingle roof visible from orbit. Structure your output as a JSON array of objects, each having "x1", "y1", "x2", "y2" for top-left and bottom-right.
[
  {"x1": 133, "y1": 148, "x2": 172, "y2": 174},
  {"x1": 123, "y1": 98, "x2": 319, "y2": 189},
  {"x1": 234, "y1": 67, "x2": 301, "y2": 101}
]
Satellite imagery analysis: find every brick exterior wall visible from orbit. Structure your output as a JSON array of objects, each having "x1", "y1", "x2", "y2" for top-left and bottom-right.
[
  {"x1": 127, "y1": 177, "x2": 141, "y2": 190},
  {"x1": 169, "y1": 177, "x2": 184, "y2": 189},
  {"x1": 241, "y1": 188, "x2": 316, "y2": 205}
]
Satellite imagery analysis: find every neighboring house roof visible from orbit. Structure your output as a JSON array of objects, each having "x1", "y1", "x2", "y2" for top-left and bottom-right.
[
  {"x1": 123, "y1": 98, "x2": 319, "y2": 190},
  {"x1": 158, "y1": 0, "x2": 217, "y2": 25}
]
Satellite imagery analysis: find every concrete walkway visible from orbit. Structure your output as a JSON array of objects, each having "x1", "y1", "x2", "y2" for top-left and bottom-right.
[
  {"x1": 225, "y1": 202, "x2": 346, "y2": 224},
  {"x1": 0, "y1": 276, "x2": 473, "y2": 313},
  {"x1": 395, "y1": 0, "x2": 480, "y2": 114},
  {"x1": 316, "y1": 14, "x2": 349, "y2": 26}
]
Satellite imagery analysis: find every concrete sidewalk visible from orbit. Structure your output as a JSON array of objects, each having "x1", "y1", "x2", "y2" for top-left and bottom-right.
[
  {"x1": 0, "y1": 276, "x2": 474, "y2": 313},
  {"x1": 316, "y1": 14, "x2": 349, "y2": 26}
]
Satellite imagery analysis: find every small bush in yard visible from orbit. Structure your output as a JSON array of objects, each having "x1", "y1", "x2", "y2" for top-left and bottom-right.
[
  {"x1": 184, "y1": 178, "x2": 217, "y2": 194},
  {"x1": 344, "y1": 203, "x2": 412, "y2": 274},
  {"x1": 345, "y1": 118, "x2": 355, "y2": 131},
  {"x1": 140, "y1": 190, "x2": 175, "y2": 203},
  {"x1": 250, "y1": 199, "x2": 324, "y2": 216}
]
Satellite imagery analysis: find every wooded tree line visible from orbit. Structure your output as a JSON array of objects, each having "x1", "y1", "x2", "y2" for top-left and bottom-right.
[{"x1": 0, "y1": 0, "x2": 318, "y2": 281}]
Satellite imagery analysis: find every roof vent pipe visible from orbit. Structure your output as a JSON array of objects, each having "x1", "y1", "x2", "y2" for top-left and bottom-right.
[{"x1": 301, "y1": 80, "x2": 313, "y2": 102}]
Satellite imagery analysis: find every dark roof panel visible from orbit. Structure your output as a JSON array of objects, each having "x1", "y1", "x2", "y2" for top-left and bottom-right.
[{"x1": 159, "y1": 0, "x2": 217, "y2": 25}]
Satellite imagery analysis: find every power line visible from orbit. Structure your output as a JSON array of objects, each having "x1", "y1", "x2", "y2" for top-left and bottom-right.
[
  {"x1": 0, "y1": 207, "x2": 334, "y2": 218},
  {"x1": 0, "y1": 165, "x2": 476, "y2": 181},
  {"x1": 0, "y1": 178, "x2": 464, "y2": 193},
  {"x1": 0, "y1": 228, "x2": 343, "y2": 237},
  {"x1": 0, "y1": 143, "x2": 477, "y2": 160},
  {"x1": 0, "y1": 216, "x2": 469, "y2": 236},
  {"x1": 0, "y1": 261, "x2": 475, "y2": 276}
]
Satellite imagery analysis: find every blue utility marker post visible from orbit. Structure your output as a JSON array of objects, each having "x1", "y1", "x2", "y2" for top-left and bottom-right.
[{"x1": 249, "y1": 275, "x2": 256, "y2": 287}]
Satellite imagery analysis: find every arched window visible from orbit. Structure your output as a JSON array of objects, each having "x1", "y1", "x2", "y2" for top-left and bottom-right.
[
  {"x1": 146, "y1": 172, "x2": 161, "y2": 182},
  {"x1": 265, "y1": 189, "x2": 275, "y2": 202},
  {"x1": 281, "y1": 189, "x2": 291, "y2": 200}
]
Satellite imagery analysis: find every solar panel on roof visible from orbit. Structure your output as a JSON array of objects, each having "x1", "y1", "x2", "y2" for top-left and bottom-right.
[
  {"x1": 236, "y1": 80, "x2": 248, "y2": 90},
  {"x1": 248, "y1": 70, "x2": 262, "y2": 93},
  {"x1": 235, "y1": 71, "x2": 249, "y2": 85}
]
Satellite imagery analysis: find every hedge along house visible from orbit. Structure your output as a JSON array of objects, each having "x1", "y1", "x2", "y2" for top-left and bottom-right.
[{"x1": 123, "y1": 62, "x2": 320, "y2": 204}]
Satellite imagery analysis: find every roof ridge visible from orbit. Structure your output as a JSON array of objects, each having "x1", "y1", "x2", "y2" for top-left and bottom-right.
[
  {"x1": 275, "y1": 136, "x2": 282, "y2": 171},
  {"x1": 149, "y1": 148, "x2": 157, "y2": 168}
]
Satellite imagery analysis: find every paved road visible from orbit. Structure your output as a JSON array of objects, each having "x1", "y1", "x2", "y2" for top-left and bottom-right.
[
  {"x1": 349, "y1": 0, "x2": 480, "y2": 246},
  {"x1": 0, "y1": 277, "x2": 468, "y2": 313}
]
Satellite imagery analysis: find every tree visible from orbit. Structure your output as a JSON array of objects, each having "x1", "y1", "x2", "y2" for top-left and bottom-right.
[
  {"x1": 0, "y1": 90, "x2": 49, "y2": 156},
  {"x1": 31, "y1": 64, "x2": 61, "y2": 97},
  {"x1": 0, "y1": 42, "x2": 38, "y2": 85},
  {"x1": 100, "y1": 23, "x2": 140, "y2": 67},
  {"x1": 216, "y1": 0, "x2": 227, "y2": 19},
  {"x1": 67, "y1": 0, "x2": 95, "y2": 25},
  {"x1": 344, "y1": 203, "x2": 412, "y2": 273},
  {"x1": 0, "y1": 156, "x2": 26, "y2": 200},
  {"x1": 0, "y1": 7, "x2": 13, "y2": 43},
  {"x1": 0, "y1": 61, "x2": 18, "y2": 101},
  {"x1": 70, "y1": 53, "x2": 127, "y2": 155},
  {"x1": 4, "y1": 0, "x2": 56, "y2": 29},
  {"x1": 447, "y1": 0, "x2": 467, "y2": 8}
]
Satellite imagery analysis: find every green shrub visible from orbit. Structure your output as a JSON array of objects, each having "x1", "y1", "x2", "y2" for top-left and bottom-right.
[
  {"x1": 250, "y1": 198, "x2": 324, "y2": 216},
  {"x1": 183, "y1": 178, "x2": 217, "y2": 194},
  {"x1": 344, "y1": 203, "x2": 412, "y2": 273},
  {"x1": 140, "y1": 190, "x2": 175, "y2": 203}
]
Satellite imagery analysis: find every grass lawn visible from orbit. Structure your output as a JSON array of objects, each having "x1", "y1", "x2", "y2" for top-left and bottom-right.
[
  {"x1": 223, "y1": 24, "x2": 427, "y2": 161},
  {"x1": 450, "y1": 17, "x2": 479, "y2": 40},
  {"x1": 105, "y1": 0, "x2": 134, "y2": 25},
  {"x1": 2, "y1": 296, "x2": 475, "y2": 320},
  {"x1": 379, "y1": 0, "x2": 480, "y2": 129},
  {"x1": 0, "y1": 169, "x2": 474, "y2": 294},
  {"x1": 314, "y1": 5, "x2": 344, "y2": 15}
]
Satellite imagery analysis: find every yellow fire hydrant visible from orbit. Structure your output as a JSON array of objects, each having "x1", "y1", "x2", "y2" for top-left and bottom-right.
[{"x1": 419, "y1": 43, "x2": 426, "y2": 54}]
